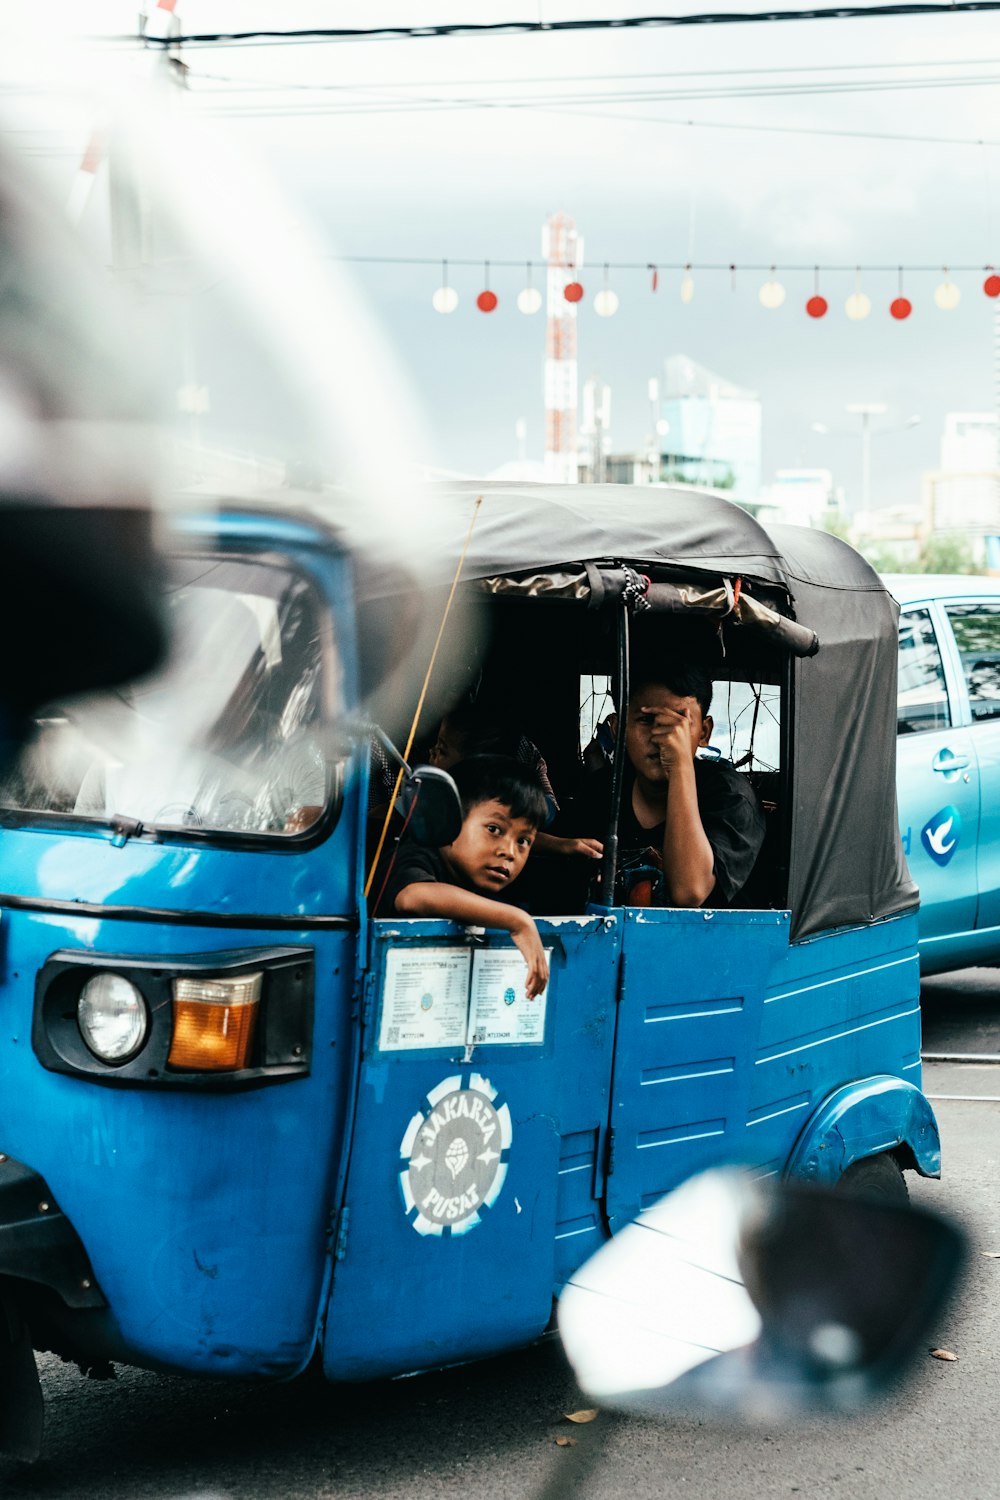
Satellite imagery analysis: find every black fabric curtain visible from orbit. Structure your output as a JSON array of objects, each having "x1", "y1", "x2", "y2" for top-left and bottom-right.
[{"x1": 771, "y1": 526, "x2": 917, "y2": 940}]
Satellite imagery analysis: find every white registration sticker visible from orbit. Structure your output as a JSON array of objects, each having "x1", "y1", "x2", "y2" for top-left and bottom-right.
[
  {"x1": 467, "y1": 948, "x2": 551, "y2": 1047},
  {"x1": 379, "y1": 947, "x2": 471, "y2": 1052}
]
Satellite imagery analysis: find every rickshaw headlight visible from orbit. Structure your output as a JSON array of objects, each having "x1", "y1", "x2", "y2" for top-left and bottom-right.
[
  {"x1": 78, "y1": 973, "x2": 149, "y2": 1063},
  {"x1": 168, "y1": 972, "x2": 262, "y2": 1072}
]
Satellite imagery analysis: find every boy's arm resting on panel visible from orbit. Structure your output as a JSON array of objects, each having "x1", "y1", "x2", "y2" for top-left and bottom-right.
[{"x1": 385, "y1": 845, "x2": 549, "y2": 997}]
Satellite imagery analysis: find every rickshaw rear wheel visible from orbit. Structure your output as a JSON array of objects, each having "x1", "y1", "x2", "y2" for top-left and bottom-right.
[{"x1": 835, "y1": 1152, "x2": 909, "y2": 1204}]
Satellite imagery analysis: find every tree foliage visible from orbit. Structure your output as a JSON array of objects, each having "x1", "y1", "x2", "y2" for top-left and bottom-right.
[{"x1": 839, "y1": 530, "x2": 981, "y2": 575}]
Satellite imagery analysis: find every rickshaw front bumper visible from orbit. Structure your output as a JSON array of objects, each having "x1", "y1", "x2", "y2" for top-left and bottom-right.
[{"x1": 0, "y1": 1153, "x2": 106, "y2": 1310}]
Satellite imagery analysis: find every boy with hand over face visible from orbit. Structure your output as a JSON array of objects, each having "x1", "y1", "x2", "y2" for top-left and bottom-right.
[
  {"x1": 559, "y1": 666, "x2": 765, "y2": 909},
  {"x1": 382, "y1": 755, "x2": 550, "y2": 998}
]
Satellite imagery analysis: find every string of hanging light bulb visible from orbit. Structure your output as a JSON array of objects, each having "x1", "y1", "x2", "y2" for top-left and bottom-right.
[{"x1": 416, "y1": 256, "x2": 1000, "y2": 318}]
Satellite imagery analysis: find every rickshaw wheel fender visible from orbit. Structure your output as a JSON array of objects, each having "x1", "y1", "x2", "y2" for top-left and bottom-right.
[{"x1": 784, "y1": 1075, "x2": 940, "y2": 1187}]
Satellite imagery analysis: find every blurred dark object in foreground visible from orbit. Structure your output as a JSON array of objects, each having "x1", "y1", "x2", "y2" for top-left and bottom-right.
[
  {"x1": 0, "y1": 140, "x2": 165, "y2": 764},
  {"x1": 559, "y1": 1167, "x2": 966, "y2": 1423}
]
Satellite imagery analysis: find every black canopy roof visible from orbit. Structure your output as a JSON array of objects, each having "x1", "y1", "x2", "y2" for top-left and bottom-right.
[
  {"x1": 241, "y1": 479, "x2": 917, "y2": 941},
  {"x1": 346, "y1": 481, "x2": 786, "y2": 597}
]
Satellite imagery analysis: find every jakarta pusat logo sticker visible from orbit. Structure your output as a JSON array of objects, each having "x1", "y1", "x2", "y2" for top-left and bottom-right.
[
  {"x1": 399, "y1": 1073, "x2": 512, "y2": 1237},
  {"x1": 921, "y1": 805, "x2": 961, "y2": 868}
]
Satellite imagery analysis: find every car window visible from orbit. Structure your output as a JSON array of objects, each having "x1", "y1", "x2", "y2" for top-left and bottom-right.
[
  {"x1": 897, "y1": 609, "x2": 950, "y2": 735},
  {"x1": 947, "y1": 602, "x2": 1000, "y2": 721}
]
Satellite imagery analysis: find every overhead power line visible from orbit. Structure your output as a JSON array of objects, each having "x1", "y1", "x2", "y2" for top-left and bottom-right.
[
  {"x1": 137, "y1": 6, "x2": 1000, "y2": 48},
  {"x1": 187, "y1": 74, "x2": 1000, "y2": 110},
  {"x1": 541, "y1": 102, "x2": 1000, "y2": 145},
  {"x1": 186, "y1": 71, "x2": 1000, "y2": 105},
  {"x1": 185, "y1": 94, "x2": 1000, "y2": 144},
  {"x1": 186, "y1": 56, "x2": 1000, "y2": 90}
]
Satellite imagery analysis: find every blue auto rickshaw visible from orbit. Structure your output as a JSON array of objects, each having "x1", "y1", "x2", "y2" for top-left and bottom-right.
[{"x1": 0, "y1": 482, "x2": 938, "y2": 1459}]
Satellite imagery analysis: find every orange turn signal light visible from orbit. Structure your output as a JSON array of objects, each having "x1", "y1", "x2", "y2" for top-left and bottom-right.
[{"x1": 167, "y1": 972, "x2": 262, "y2": 1072}]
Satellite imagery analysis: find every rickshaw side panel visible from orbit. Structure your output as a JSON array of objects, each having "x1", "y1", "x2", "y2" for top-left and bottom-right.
[
  {"x1": 604, "y1": 907, "x2": 792, "y2": 1232},
  {"x1": 320, "y1": 915, "x2": 619, "y2": 1381},
  {"x1": 604, "y1": 907, "x2": 925, "y2": 1231},
  {"x1": 0, "y1": 905, "x2": 357, "y2": 1377},
  {"x1": 752, "y1": 913, "x2": 924, "y2": 1174}
]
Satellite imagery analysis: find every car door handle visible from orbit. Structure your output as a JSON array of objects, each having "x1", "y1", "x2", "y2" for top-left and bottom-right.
[{"x1": 931, "y1": 750, "x2": 971, "y2": 773}]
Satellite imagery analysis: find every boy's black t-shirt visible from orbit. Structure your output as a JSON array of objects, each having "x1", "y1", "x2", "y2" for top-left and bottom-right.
[
  {"x1": 378, "y1": 840, "x2": 534, "y2": 918},
  {"x1": 380, "y1": 842, "x2": 456, "y2": 916},
  {"x1": 556, "y1": 758, "x2": 765, "y2": 908}
]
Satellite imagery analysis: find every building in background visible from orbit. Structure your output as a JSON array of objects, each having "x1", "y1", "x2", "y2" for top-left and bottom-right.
[
  {"x1": 921, "y1": 412, "x2": 1000, "y2": 565},
  {"x1": 851, "y1": 503, "x2": 923, "y2": 564},
  {"x1": 542, "y1": 212, "x2": 583, "y2": 484},
  {"x1": 578, "y1": 373, "x2": 611, "y2": 483},
  {"x1": 656, "y1": 356, "x2": 762, "y2": 503},
  {"x1": 757, "y1": 469, "x2": 838, "y2": 530}
]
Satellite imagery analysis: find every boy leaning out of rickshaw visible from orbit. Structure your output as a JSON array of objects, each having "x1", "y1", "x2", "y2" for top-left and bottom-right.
[{"x1": 382, "y1": 754, "x2": 551, "y2": 997}]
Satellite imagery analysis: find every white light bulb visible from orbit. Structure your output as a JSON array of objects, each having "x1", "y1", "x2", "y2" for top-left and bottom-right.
[
  {"x1": 594, "y1": 288, "x2": 619, "y2": 318},
  {"x1": 432, "y1": 286, "x2": 459, "y2": 314},
  {"x1": 680, "y1": 275, "x2": 695, "y2": 305},
  {"x1": 845, "y1": 292, "x2": 872, "y2": 322},
  {"x1": 934, "y1": 280, "x2": 961, "y2": 311},
  {"x1": 758, "y1": 279, "x2": 786, "y2": 310},
  {"x1": 517, "y1": 287, "x2": 542, "y2": 315}
]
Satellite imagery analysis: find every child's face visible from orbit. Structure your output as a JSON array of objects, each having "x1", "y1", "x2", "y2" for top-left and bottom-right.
[
  {"x1": 444, "y1": 798, "x2": 537, "y2": 894},
  {"x1": 625, "y1": 685, "x2": 711, "y2": 782},
  {"x1": 429, "y1": 718, "x2": 466, "y2": 771}
]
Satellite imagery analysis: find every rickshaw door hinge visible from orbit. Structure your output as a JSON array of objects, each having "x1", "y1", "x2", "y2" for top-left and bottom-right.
[
  {"x1": 334, "y1": 1207, "x2": 350, "y2": 1262},
  {"x1": 110, "y1": 815, "x2": 144, "y2": 848},
  {"x1": 604, "y1": 1128, "x2": 617, "y2": 1179}
]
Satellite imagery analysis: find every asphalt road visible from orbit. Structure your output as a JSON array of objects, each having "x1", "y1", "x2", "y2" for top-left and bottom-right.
[{"x1": 6, "y1": 970, "x2": 1000, "y2": 1500}]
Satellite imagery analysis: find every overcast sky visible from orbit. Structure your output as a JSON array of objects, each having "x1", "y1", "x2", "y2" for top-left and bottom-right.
[{"x1": 7, "y1": 1, "x2": 1000, "y2": 509}]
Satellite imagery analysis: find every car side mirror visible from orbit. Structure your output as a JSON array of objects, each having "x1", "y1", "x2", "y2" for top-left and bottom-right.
[
  {"x1": 401, "y1": 765, "x2": 463, "y2": 848},
  {"x1": 558, "y1": 1167, "x2": 965, "y2": 1421}
]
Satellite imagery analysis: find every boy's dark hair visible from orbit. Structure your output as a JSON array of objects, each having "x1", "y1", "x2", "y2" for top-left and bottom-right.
[
  {"x1": 449, "y1": 754, "x2": 549, "y2": 830},
  {"x1": 629, "y1": 665, "x2": 713, "y2": 719}
]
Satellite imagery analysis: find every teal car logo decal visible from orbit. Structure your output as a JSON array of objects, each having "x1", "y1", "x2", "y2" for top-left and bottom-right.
[{"x1": 921, "y1": 806, "x2": 961, "y2": 866}]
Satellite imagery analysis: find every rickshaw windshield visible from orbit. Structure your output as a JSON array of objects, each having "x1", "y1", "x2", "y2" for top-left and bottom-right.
[{"x1": 0, "y1": 557, "x2": 335, "y2": 840}]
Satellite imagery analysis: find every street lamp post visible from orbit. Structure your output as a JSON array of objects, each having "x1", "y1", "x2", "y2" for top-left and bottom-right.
[
  {"x1": 843, "y1": 405, "x2": 921, "y2": 514},
  {"x1": 846, "y1": 403, "x2": 887, "y2": 515}
]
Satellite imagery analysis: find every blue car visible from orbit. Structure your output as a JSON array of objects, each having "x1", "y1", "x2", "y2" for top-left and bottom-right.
[{"x1": 889, "y1": 573, "x2": 1000, "y2": 973}]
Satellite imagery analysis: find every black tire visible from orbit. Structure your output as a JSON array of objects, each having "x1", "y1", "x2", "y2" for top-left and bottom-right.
[{"x1": 835, "y1": 1152, "x2": 909, "y2": 1204}]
